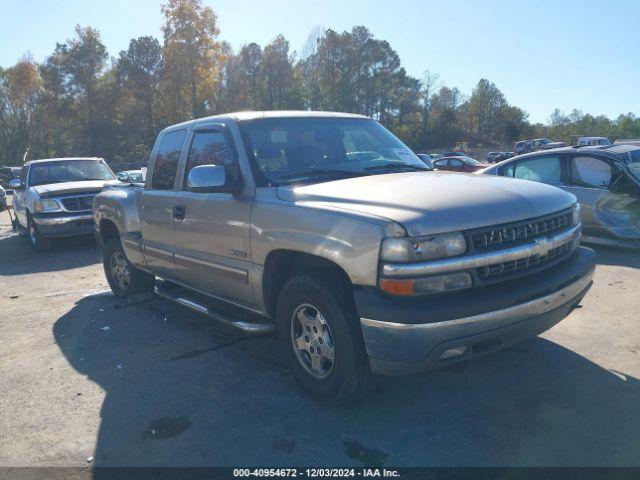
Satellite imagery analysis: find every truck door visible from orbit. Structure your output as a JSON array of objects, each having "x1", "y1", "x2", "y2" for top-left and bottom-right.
[
  {"x1": 140, "y1": 129, "x2": 187, "y2": 275},
  {"x1": 170, "y1": 125, "x2": 255, "y2": 307}
]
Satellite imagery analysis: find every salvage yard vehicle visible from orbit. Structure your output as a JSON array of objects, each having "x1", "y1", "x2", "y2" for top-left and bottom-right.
[
  {"x1": 432, "y1": 155, "x2": 488, "y2": 172},
  {"x1": 10, "y1": 157, "x2": 117, "y2": 251},
  {"x1": 479, "y1": 144, "x2": 640, "y2": 248},
  {"x1": 93, "y1": 111, "x2": 595, "y2": 405},
  {"x1": 116, "y1": 170, "x2": 145, "y2": 183}
]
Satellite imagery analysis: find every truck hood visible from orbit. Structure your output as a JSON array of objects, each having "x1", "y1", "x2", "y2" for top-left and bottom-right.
[
  {"x1": 276, "y1": 172, "x2": 576, "y2": 236},
  {"x1": 33, "y1": 180, "x2": 118, "y2": 198}
]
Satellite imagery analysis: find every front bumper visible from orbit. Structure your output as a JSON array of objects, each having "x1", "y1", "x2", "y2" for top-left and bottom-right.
[
  {"x1": 32, "y1": 212, "x2": 95, "y2": 237},
  {"x1": 356, "y1": 246, "x2": 595, "y2": 375}
]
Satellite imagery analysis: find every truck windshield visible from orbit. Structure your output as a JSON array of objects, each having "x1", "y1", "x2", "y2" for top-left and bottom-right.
[
  {"x1": 625, "y1": 149, "x2": 640, "y2": 182},
  {"x1": 29, "y1": 160, "x2": 115, "y2": 186},
  {"x1": 239, "y1": 117, "x2": 429, "y2": 185}
]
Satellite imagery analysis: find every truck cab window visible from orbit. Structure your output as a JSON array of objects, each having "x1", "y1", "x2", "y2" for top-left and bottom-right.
[
  {"x1": 150, "y1": 130, "x2": 186, "y2": 190},
  {"x1": 570, "y1": 156, "x2": 612, "y2": 189},
  {"x1": 183, "y1": 130, "x2": 236, "y2": 188}
]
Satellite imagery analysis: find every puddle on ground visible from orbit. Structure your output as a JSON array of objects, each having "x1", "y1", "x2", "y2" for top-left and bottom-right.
[
  {"x1": 143, "y1": 416, "x2": 191, "y2": 439},
  {"x1": 343, "y1": 438, "x2": 389, "y2": 466}
]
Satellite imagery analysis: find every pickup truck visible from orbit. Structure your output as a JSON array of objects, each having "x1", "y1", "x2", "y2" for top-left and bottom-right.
[
  {"x1": 93, "y1": 111, "x2": 596, "y2": 405},
  {"x1": 10, "y1": 157, "x2": 117, "y2": 250}
]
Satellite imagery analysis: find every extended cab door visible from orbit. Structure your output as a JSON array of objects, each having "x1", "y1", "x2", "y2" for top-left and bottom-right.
[
  {"x1": 169, "y1": 125, "x2": 255, "y2": 307},
  {"x1": 140, "y1": 129, "x2": 187, "y2": 274}
]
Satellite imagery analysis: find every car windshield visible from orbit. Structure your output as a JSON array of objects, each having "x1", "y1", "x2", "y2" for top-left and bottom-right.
[
  {"x1": 239, "y1": 117, "x2": 429, "y2": 185},
  {"x1": 29, "y1": 160, "x2": 115, "y2": 186},
  {"x1": 128, "y1": 172, "x2": 144, "y2": 182}
]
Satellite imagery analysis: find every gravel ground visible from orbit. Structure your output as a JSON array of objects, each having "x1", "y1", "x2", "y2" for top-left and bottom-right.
[{"x1": 0, "y1": 207, "x2": 639, "y2": 467}]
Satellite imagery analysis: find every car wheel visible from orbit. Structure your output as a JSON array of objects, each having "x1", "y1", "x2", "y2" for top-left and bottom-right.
[
  {"x1": 276, "y1": 274, "x2": 372, "y2": 405},
  {"x1": 27, "y1": 215, "x2": 51, "y2": 251},
  {"x1": 103, "y1": 237, "x2": 155, "y2": 298}
]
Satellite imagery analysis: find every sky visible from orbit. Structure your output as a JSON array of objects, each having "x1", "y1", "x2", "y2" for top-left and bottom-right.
[{"x1": 1, "y1": 0, "x2": 638, "y2": 124}]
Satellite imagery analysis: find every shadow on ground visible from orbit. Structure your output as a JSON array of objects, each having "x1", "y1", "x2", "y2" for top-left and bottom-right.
[
  {"x1": 590, "y1": 244, "x2": 640, "y2": 269},
  {"x1": 0, "y1": 231, "x2": 100, "y2": 276},
  {"x1": 54, "y1": 293, "x2": 640, "y2": 467}
]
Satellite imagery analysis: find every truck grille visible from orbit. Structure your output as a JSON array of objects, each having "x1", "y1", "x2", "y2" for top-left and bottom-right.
[
  {"x1": 477, "y1": 241, "x2": 573, "y2": 279},
  {"x1": 61, "y1": 195, "x2": 95, "y2": 211},
  {"x1": 471, "y1": 210, "x2": 571, "y2": 249}
]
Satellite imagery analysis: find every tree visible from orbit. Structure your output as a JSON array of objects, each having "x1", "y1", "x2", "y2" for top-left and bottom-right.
[
  {"x1": 160, "y1": 0, "x2": 222, "y2": 122},
  {"x1": 0, "y1": 56, "x2": 43, "y2": 164},
  {"x1": 117, "y1": 36, "x2": 163, "y2": 143}
]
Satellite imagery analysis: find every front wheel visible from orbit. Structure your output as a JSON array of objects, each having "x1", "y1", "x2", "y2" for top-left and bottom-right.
[
  {"x1": 103, "y1": 238, "x2": 155, "y2": 298},
  {"x1": 276, "y1": 274, "x2": 372, "y2": 405},
  {"x1": 27, "y1": 215, "x2": 51, "y2": 251}
]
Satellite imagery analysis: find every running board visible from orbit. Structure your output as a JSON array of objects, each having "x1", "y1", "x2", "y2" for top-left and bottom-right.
[{"x1": 154, "y1": 285, "x2": 274, "y2": 335}]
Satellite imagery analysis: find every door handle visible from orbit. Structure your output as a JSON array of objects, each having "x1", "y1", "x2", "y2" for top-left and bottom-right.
[{"x1": 172, "y1": 205, "x2": 186, "y2": 220}]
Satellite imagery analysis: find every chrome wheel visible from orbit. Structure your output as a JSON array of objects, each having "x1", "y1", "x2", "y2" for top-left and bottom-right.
[
  {"x1": 291, "y1": 303, "x2": 335, "y2": 379},
  {"x1": 110, "y1": 251, "x2": 131, "y2": 290}
]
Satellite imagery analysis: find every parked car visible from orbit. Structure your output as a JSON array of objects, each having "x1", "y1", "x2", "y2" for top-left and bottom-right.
[
  {"x1": 479, "y1": 144, "x2": 640, "y2": 248},
  {"x1": 10, "y1": 157, "x2": 117, "y2": 251},
  {"x1": 575, "y1": 136, "x2": 611, "y2": 147},
  {"x1": 116, "y1": 169, "x2": 145, "y2": 183},
  {"x1": 416, "y1": 153, "x2": 434, "y2": 169},
  {"x1": 486, "y1": 152, "x2": 500, "y2": 162},
  {"x1": 0, "y1": 166, "x2": 21, "y2": 190},
  {"x1": 496, "y1": 151, "x2": 515, "y2": 161},
  {"x1": 433, "y1": 155, "x2": 488, "y2": 172},
  {"x1": 94, "y1": 110, "x2": 594, "y2": 405},
  {"x1": 515, "y1": 138, "x2": 565, "y2": 155}
]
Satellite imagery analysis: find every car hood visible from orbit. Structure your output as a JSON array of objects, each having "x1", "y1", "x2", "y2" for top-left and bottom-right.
[
  {"x1": 276, "y1": 172, "x2": 576, "y2": 236},
  {"x1": 32, "y1": 180, "x2": 118, "y2": 198}
]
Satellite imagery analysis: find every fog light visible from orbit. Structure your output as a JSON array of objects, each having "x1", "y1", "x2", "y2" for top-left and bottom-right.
[
  {"x1": 379, "y1": 272, "x2": 472, "y2": 296},
  {"x1": 440, "y1": 346, "x2": 468, "y2": 360},
  {"x1": 412, "y1": 272, "x2": 472, "y2": 295}
]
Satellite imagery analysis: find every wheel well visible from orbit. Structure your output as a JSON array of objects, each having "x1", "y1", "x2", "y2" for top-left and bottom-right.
[
  {"x1": 99, "y1": 219, "x2": 120, "y2": 244},
  {"x1": 262, "y1": 250, "x2": 354, "y2": 318}
]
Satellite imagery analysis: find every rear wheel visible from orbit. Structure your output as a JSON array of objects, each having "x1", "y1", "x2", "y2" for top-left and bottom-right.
[
  {"x1": 27, "y1": 215, "x2": 51, "y2": 251},
  {"x1": 276, "y1": 274, "x2": 372, "y2": 405},
  {"x1": 103, "y1": 238, "x2": 155, "y2": 298}
]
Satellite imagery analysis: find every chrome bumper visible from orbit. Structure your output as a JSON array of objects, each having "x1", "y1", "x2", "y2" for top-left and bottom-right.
[
  {"x1": 361, "y1": 267, "x2": 594, "y2": 375},
  {"x1": 382, "y1": 224, "x2": 581, "y2": 277},
  {"x1": 32, "y1": 213, "x2": 94, "y2": 226}
]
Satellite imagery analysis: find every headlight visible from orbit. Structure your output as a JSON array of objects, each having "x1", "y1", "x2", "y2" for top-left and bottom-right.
[
  {"x1": 380, "y1": 232, "x2": 467, "y2": 262},
  {"x1": 34, "y1": 199, "x2": 62, "y2": 212},
  {"x1": 572, "y1": 203, "x2": 581, "y2": 225}
]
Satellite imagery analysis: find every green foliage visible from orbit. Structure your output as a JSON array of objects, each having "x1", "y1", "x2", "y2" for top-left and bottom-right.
[{"x1": 0, "y1": 4, "x2": 638, "y2": 168}]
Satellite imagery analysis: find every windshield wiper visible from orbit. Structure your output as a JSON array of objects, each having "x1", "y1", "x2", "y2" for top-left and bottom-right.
[
  {"x1": 279, "y1": 169, "x2": 365, "y2": 183},
  {"x1": 364, "y1": 163, "x2": 431, "y2": 172}
]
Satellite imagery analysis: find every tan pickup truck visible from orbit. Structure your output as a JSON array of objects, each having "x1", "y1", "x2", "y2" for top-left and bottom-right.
[{"x1": 93, "y1": 111, "x2": 595, "y2": 405}]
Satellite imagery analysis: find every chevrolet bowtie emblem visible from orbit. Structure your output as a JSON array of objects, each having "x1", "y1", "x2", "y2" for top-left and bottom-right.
[{"x1": 532, "y1": 237, "x2": 553, "y2": 256}]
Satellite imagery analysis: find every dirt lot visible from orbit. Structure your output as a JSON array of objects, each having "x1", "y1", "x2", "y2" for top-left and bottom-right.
[{"x1": 1, "y1": 208, "x2": 639, "y2": 467}]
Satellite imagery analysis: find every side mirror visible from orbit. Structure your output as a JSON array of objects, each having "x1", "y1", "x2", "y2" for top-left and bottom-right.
[
  {"x1": 8, "y1": 178, "x2": 23, "y2": 190},
  {"x1": 116, "y1": 172, "x2": 130, "y2": 182},
  {"x1": 187, "y1": 164, "x2": 237, "y2": 192}
]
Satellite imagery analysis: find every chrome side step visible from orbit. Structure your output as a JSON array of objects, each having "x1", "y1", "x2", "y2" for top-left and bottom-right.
[{"x1": 154, "y1": 285, "x2": 274, "y2": 335}]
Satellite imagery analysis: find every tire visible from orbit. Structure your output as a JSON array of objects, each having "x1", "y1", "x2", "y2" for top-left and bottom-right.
[
  {"x1": 103, "y1": 237, "x2": 155, "y2": 298},
  {"x1": 276, "y1": 274, "x2": 372, "y2": 406},
  {"x1": 27, "y1": 214, "x2": 51, "y2": 251}
]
